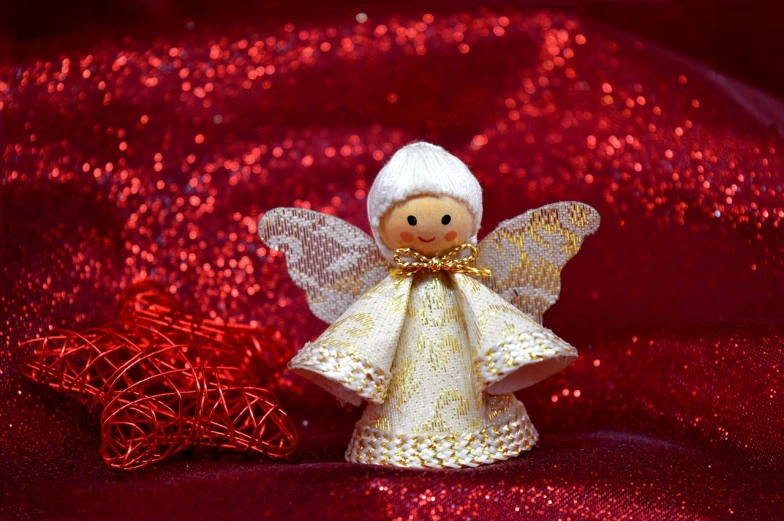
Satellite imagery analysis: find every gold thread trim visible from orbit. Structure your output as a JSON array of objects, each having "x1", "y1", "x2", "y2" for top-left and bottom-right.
[
  {"x1": 474, "y1": 329, "x2": 577, "y2": 389},
  {"x1": 288, "y1": 343, "x2": 390, "y2": 404},
  {"x1": 345, "y1": 401, "x2": 537, "y2": 468}
]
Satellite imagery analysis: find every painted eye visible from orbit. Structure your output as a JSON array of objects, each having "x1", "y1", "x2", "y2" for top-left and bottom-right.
[
  {"x1": 407, "y1": 215, "x2": 418, "y2": 226},
  {"x1": 441, "y1": 214, "x2": 451, "y2": 225}
]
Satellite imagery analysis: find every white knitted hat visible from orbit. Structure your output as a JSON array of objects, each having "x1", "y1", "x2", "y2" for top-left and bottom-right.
[{"x1": 367, "y1": 142, "x2": 483, "y2": 260}]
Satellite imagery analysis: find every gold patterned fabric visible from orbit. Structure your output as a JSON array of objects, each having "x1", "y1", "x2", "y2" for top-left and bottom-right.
[
  {"x1": 455, "y1": 273, "x2": 578, "y2": 394},
  {"x1": 258, "y1": 208, "x2": 390, "y2": 324},
  {"x1": 476, "y1": 201, "x2": 600, "y2": 324},
  {"x1": 291, "y1": 271, "x2": 577, "y2": 468},
  {"x1": 288, "y1": 275, "x2": 412, "y2": 406}
]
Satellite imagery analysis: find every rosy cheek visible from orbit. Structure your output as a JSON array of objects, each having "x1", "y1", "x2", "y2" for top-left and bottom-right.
[
  {"x1": 400, "y1": 231, "x2": 414, "y2": 242},
  {"x1": 444, "y1": 231, "x2": 458, "y2": 241}
]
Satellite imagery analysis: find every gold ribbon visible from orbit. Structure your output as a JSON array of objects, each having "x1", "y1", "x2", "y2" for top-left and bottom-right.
[{"x1": 392, "y1": 243, "x2": 492, "y2": 278}]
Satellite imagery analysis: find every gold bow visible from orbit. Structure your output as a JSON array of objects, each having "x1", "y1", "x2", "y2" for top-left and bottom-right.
[{"x1": 392, "y1": 243, "x2": 492, "y2": 278}]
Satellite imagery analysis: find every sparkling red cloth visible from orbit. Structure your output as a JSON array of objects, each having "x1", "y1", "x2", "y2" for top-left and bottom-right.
[{"x1": 1, "y1": 8, "x2": 782, "y2": 520}]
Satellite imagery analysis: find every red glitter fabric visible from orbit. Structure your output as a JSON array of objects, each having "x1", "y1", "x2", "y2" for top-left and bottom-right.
[{"x1": 1, "y1": 8, "x2": 782, "y2": 521}]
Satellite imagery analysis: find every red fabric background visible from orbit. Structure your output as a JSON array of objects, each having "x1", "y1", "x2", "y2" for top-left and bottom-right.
[{"x1": 1, "y1": 7, "x2": 782, "y2": 520}]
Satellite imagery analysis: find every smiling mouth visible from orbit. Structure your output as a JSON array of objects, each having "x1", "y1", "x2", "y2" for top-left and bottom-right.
[{"x1": 418, "y1": 236, "x2": 435, "y2": 243}]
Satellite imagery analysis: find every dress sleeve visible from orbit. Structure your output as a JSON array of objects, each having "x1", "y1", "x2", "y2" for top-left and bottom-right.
[
  {"x1": 288, "y1": 275, "x2": 412, "y2": 406},
  {"x1": 454, "y1": 274, "x2": 578, "y2": 395}
]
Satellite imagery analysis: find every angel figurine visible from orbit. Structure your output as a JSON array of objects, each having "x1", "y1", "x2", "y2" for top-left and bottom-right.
[{"x1": 258, "y1": 142, "x2": 599, "y2": 469}]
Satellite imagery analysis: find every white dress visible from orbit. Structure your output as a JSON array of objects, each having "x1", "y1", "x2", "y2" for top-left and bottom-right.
[{"x1": 289, "y1": 270, "x2": 577, "y2": 469}]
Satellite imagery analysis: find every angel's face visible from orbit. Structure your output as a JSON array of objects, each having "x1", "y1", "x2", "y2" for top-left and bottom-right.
[{"x1": 378, "y1": 195, "x2": 474, "y2": 256}]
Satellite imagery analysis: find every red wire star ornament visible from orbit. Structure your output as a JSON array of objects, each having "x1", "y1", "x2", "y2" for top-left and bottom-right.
[{"x1": 16, "y1": 281, "x2": 298, "y2": 470}]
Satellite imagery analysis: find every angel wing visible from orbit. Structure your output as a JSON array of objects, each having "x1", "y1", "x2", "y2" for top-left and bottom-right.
[
  {"x1": 476, "y1": 201, "x2": 600, "y2": 324},
  {"x1": 258, "y1": 208, "x2": 389, "y2": 324}
]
